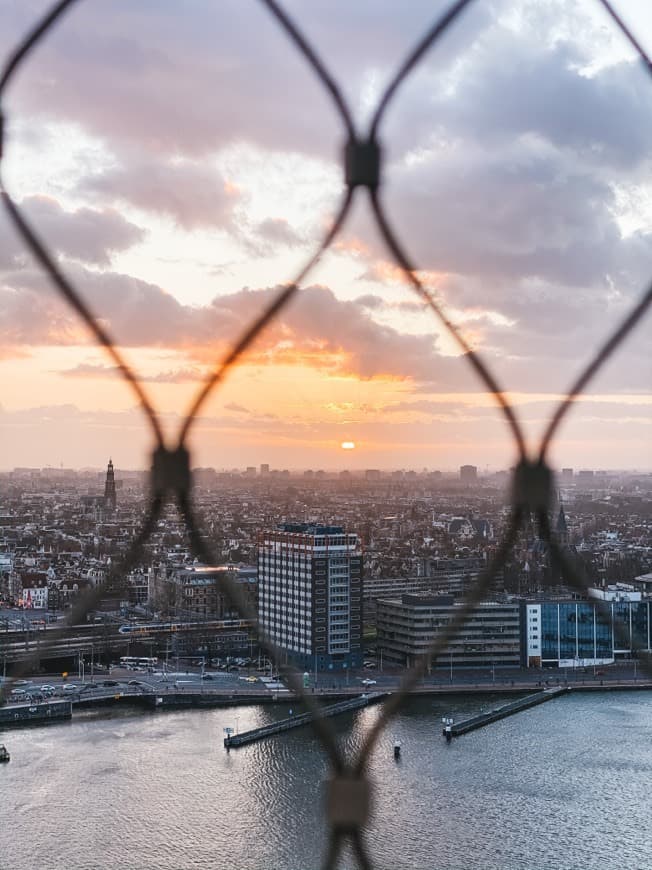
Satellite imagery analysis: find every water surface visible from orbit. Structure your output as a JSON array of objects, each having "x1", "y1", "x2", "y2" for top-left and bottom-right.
[{"x1": 1, "y1": 692, "x2": 650, "y2": 869}]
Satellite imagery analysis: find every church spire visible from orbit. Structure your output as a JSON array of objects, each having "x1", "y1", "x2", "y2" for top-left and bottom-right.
[
  {"x1": 104, "y1": 458, "x2": 116, "y2": 511},
  {"x1": 556, "y1": 498, "x2": 568, "y2": 547}
]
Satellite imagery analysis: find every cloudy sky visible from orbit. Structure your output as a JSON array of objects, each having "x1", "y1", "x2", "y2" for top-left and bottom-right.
[{"x1": 0, "y1": 0, "x2": 650, "y2": 472}]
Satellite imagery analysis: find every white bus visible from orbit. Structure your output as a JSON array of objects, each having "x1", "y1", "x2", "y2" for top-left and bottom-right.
[{"x1": 119, "y1": 656, "x2": 158, "y2": 670}]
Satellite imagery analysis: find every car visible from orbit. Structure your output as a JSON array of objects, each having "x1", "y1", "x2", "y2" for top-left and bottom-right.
[
  {"x1": 41, "y1": 685, "x2": 56, "y2": 694},
  {"x1": 201, "y1": 674, "x2": 214, "y2": 680},
  {"x1": 14, "y1": 679, "x2": 30, "y2": 686},
  {"x1": 62, "y1": 684, "x2": 79, "y2": 692},
  {"x1": 361, "y1": 679, "x2": 377, "y2": 686},
  {"x1": 128, "y1": 680, "x2": 142, "y2": 686},
  {"x1": 10, "y1": 688, "x2": 26, "y2": 696},
  {"x1": 102, "y1": 680, "x2": 119, "y2": 687}
]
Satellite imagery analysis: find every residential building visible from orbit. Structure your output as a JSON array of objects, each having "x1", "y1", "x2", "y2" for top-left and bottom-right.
[
  {"x1": 166, "y1": 564, "x2": 257, "y2": 619},
  {"x1": 460, "y1": 465, "x2": 478, "y2": 485},
  {"x1": 258, "y1": 523, "x2": 363, "y2": 671}
]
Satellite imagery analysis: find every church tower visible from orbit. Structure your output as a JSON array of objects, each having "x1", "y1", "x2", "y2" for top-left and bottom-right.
[
  {"x1": 104, "y1": 459, "x2": 117, "y2": 511},
  {"x1": 555, "y1": 501, "x2": 569, "y2": 548}
]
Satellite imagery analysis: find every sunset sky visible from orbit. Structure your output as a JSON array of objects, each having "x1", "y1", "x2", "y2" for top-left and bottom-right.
[{"x1": 0, "y1": 0, "x2": 650, "y2": 472}]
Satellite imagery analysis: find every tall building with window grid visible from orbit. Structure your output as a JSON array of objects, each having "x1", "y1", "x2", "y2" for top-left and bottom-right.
[{"x1": 258, "y1": 523, "x2": 363, "y2": 672}]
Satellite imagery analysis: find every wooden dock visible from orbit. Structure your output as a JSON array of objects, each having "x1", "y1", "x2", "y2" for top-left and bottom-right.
[
  {"x1": 224, "y1": 692, "x2": 387, "y2": 748},
  {"x1": 445, "y1": 687, "x2": 569, "y2": 738}
]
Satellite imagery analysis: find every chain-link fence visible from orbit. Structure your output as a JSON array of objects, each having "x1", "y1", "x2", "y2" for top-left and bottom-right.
[{"x1": 1, "y1": 1, "x2": 651, "y2": 867}]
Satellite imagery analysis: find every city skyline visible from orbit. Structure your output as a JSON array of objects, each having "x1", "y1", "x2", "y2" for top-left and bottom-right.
[{"x1": 0, "y1": 0, "x2": 650, "y2": 471}]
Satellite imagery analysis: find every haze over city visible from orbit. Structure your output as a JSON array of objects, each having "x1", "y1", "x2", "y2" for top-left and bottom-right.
[
  {"x1": 0, "y1": 0, "x2": 650, "y2": 472},
  {"x1": 2, "y1": 3, "x2": 652, "y2": 869}
]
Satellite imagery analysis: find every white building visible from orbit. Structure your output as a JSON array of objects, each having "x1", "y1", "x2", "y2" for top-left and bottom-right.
[{"x1": 258, "y1": 523, "x2": 363, "y2": 672}]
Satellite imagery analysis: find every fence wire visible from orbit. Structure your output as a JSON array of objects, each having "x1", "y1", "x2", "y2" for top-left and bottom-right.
[{"x1": 1, "y1": 1, "x2": 651, "y2": 868}]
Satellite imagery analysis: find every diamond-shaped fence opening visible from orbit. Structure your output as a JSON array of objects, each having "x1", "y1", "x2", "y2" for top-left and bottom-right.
[{"x1": 0, "y1": 1, "x2": 651, "y2": 868}]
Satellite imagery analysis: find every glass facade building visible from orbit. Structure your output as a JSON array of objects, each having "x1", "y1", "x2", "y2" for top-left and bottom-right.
[{"x1": 523, "y1": 599, "x2": 651, "y2": 667}]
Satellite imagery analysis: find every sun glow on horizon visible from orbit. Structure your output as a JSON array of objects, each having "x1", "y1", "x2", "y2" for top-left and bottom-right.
[{"x1": 341, "y1": 441, "x2": 356, "y2": 450}]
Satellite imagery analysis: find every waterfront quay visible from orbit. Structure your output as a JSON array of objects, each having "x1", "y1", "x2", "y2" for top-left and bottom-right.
[{"x1": 1, "y1": 663, "x2": 650, "y2": 732}]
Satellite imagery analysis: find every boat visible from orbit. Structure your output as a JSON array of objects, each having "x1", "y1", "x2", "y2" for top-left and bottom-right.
[{"x1": 0, "y1": 745, "x2": 10, "y2": 763}]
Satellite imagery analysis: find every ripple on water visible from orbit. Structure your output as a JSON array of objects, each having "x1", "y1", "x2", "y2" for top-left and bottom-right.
[{"x1": 1, "y1": 692, "x2": 652, "y2": 869}]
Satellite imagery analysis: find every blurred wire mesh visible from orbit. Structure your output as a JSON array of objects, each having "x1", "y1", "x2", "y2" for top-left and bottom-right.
[{"x1": 0, "y1": 1, "x2": 651, "y2": 867}]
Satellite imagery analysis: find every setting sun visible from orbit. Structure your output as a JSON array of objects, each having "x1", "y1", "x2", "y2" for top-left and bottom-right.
[{"x1": 340, "y1": 441, "x2": 356, "y2": 450}]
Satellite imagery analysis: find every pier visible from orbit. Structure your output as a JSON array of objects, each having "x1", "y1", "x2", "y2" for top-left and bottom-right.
[
  {"x1": 0, "y1": 699, "x2": 72, "y2": 728},
  {"x1": 445, "y1": 686, "x2": 569, "y2": 738},
  {"x1": 224, "y1": 692, "x2": 388, "y2": 748}
]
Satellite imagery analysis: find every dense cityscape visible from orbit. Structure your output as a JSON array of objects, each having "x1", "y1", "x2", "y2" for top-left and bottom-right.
[{"x1": 1, "y1": 460, "x2": 650, "y2": 690}]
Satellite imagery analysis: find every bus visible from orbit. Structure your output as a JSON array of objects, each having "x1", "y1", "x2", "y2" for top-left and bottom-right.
[{"x1": 119, "y1": 656, "x2": 158, "y2": 670}]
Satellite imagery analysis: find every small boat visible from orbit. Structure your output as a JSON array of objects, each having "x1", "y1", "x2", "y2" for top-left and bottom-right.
[{"x1": 0, "y1": 745, "x2": 10, "y2": 763}]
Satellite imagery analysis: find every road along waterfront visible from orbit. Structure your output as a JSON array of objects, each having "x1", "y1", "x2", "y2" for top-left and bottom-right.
[{"x1": 1, "y1": 691, "x2": 651, "y2": 869}]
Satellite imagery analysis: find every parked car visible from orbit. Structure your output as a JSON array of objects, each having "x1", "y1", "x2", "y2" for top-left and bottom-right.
[
  {"x1": 41, "y1": 685, "x2": 56, "y2": 695},
  {"x1": 102, "y1": 680, "x2": 119, "y2": 687}
]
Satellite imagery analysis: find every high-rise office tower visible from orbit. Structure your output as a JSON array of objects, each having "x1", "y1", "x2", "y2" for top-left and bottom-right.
[{"x1": 258, "y1": 523, "x2": 363, "y2": 671}]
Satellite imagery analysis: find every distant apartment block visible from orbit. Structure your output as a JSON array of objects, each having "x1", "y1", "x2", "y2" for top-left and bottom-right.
[
  {"x1": 459, "y1": 465, "x2": 478, "y2": 485},
  {"x1": 258, "y1": 523, "x2": 363, "y2": 671},
  {"x1": 561, "y1": 468, "x2": 574, "y2": 484},
  {"x1": 363, "y1": 559, "x2": 483, "y2": 624},
  {"x1": 159, "y1": 565, "x2": 257, "y2": 620}
]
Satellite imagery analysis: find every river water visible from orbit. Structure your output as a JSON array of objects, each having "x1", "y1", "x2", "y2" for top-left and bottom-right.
[{"x1": 1, "y1": 691, "x2": 651, "y2": 870}]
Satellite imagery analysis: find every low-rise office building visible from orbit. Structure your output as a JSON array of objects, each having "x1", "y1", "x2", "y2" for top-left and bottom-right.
[
  {"x1": 522, "y1": 594, "x2": 652, "y2": 668},
  {"x1": 376, "y1": 593, "x2": 521, "y2": 669}
]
